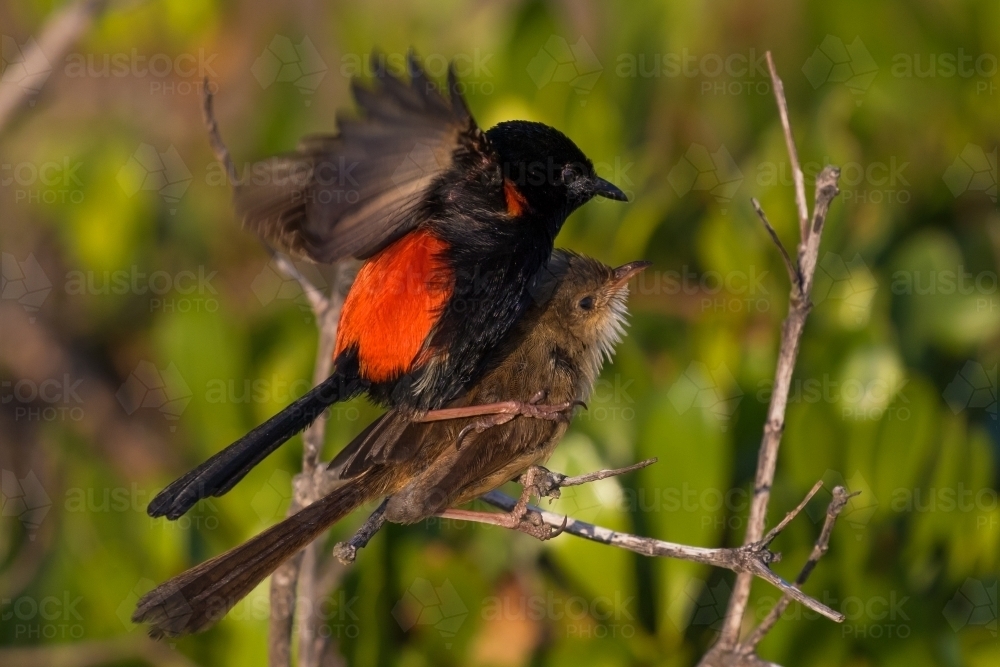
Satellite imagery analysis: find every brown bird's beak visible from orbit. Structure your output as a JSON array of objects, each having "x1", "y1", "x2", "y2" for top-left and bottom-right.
[
  {"x1": 591, "y1": 177, "x2": 629, "y2": 202},
  {"x1": 609, "y1": 260, "x2": 651, "y2": 290}
]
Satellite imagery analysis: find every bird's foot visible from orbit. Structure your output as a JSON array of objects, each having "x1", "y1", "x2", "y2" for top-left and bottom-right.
[
  {"x1": 436, "y1": 506, "x2": 565, "y2": 541},
  {"x1": 434, "y1": 467, "x2": 566, "y2": 540}
]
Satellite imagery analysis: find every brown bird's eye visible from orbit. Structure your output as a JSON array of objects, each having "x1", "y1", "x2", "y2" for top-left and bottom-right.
[{"x1": 578, "y1": 295, "x2": 595, "y2": 311}]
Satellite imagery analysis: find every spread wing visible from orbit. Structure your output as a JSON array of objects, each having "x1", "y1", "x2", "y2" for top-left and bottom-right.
[{"x1": 235, "y1": 52, "x2": 489, "y2": 262}]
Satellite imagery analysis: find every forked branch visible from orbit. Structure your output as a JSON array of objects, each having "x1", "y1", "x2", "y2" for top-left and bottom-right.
[{"x1": 700, "y1": 52, "x2": 844, "y2": 667}]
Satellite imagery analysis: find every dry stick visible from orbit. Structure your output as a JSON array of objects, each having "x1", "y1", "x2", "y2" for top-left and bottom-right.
[
  {"x1": 333, "y1": 499, "x2": 389, "y2": 565},
  {"x1": 328, "y1": 461, "x2": 842, "y2": 621},
  {"x1": 202, "y1": 82, "x2": 344, "y2": 667},
  {"x1": 290, "y1": 276, "x2": 344, "y2": 667},
  {"x1": 481, "y1": 483, "x2": 844, "y2": 624},
  {"x1": 201, "y1": 77, "x2": 238, "y2": 187},
  {"x1": 766, "y1": 51, "x2": 809, "y2": 240},
  {"x1": 0, "y1": 0, "x2": 109, "y2": 135},
  {"x1": 329, "y1": 463, "x2": 659, "y2": 566},
  {"x1": 741, "y1": 486, "x2": 856, "y2": 651},
  {"x1": 750, "y1": 198, "x2": 798, "y2": 291},
  {"x1": 758, "y1": 480, "x2": 823, "y2": 548},
  {"x1": 266, "y1": 279, "x2": 342, "y2": 667},
  {"x1": 555, "y1": 458, "x2": 657, "y2": 489},
  {"x1": 713, "y1": 52, "x2": 842, "y2": 654},
  {"x1": 271, "y1": 252, "x2": 331, "y2": 315}
]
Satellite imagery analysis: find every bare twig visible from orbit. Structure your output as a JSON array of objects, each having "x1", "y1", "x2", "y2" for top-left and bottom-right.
[
  {"x1": 333, "y1": 499, "x2": 388, "y2": 564},
  {"x1": 759, "y1": 480, "x2": 824, "y2": 548},
  {"x1": 706, "y1": 52, "x2": 842, "y2": 664},
  {"x1": 269, "y1": 251, "x2": 331, "y2": 321},
  {"x1": 552, "y1": 457, "x2": 657, "y2": 489},
  {"x1": 267, "y1": 551, "x2": 303, "y2": 667},
  {"x1": 264, "y1": 260, "x2": 344, "y2": 667},
  {"x1": 0, "y1": 0, "x2": 110, "y2": 135},
  {"x1": 325, "y1": 459, "x2": 842, "y2": 622},
  {"x1": 765, "y1": 51, "x2": 808, "y2": 240},
  {"x1": 750, "y1": 198, "x2": 798, "y2": 291},
  {"x1": 741, "y1": 486, "x2": 856, "y2": 649},
  {"x1": 271, "y1": 223, "x2": 345, "y2": 667},
  {"x1": 201, "y1": 77, "x2": 238, "y2": 187},
  {"x1": 201, "y1": 81, "x2": 347, "y2": 667},
  {"x1": 481, "y1": 485, "x2": 843, "y2": 624},
  {"x1": 798, "y1": 167, "x2": 841, "y2": 295}
]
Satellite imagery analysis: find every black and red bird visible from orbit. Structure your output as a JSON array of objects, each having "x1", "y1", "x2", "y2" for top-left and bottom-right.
[{"x1": 148, "y1": 52, "x2": 627, "y2": 520}]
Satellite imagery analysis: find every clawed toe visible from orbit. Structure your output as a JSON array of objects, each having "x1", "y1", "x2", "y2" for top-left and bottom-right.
[{"x1": 513, "y1": 509, "x2": 564, "y2": 540}]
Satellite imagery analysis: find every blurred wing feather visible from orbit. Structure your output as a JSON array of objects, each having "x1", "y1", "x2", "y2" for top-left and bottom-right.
[{"x1": 235, "y1": 53, "x2": 483, "y2": 262}]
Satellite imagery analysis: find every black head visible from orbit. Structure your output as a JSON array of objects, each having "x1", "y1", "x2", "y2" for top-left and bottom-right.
[{"x1": 485, "y1": 121, "x2": 627, "y2": 222}]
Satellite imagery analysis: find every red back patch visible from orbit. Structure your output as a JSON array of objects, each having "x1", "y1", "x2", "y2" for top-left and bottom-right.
[{"x1": 335, "y1": 230, "x2": 454, "y2": 383}]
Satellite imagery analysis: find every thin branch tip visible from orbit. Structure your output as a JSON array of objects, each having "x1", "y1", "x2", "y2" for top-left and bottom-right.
[
  {"x1": 712, "y1": 55, "x2": 844, "y2": 658},
  {"x1": 750, "y1": 197, "x2": 799, "y2": 289}
]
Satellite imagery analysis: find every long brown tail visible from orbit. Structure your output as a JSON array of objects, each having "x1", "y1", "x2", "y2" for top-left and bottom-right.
[{"x1": 133, "y1": 468, "x2": 390, "y2": 638}]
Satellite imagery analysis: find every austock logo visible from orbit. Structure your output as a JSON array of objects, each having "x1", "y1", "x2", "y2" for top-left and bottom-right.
[
  {"x1": 116, "y1": 360, "x2": 192, "y2": 430},
  {"x1": 1, "y1": 34, "x2": 52, "y2": 101},
  {"x1": 667, "y1": 144, "x2": 743, "y2": 212},
  {"x1": 251, "y1": 255, "x2": 329, "y2": 321},
  {"x1": 1, "y1": 469, "x2": 52, "y2": 539},
  {"x1": 392, "y1": 578, "x2": 468, "y2": 648},
  {"x1": 756, "y1": 157, "x2": 911, "y2": 205},
  {"x1": 802, "y1": 35, "x2": 878, "y2": 104},
  {"x1": 666, "y1": 577, "x2": 731, "y2": 632},
  {"x1": 251, "y1": 469, "x2": 294, "y2": 522},
  {"x1": 666, "y1": 361, "x2": 743, "y2": 430},
  {"x1": 2, "y1": 157, "x2": 86, "y2": 205},
  {"x1": 943, "y1": 144, "x2": 997, "y2": 202},
  {"x1": 943, "y1": 361, "x2": 997, "y2": 421},
  {"x1": 614, "y1": 48, "x2": 772, "y2": 97},
  {"x1": 480, "y1": 588, "x2": 636, "y2": 639},
  {"x1": 117, "y1": 579, "x2": 157, "y2": 630},
  {"x1": 392, "y1": 142, "x2": 448, "y2": 190},
  {"x1": 811, "y1": 252, "x2": 879, "y2": 325},
  {"x1": 3, "y1": 374, "x2": 86, "y2": 423},
  {"x1": 116, "y1": 143, "x2": 193, "y2": 213},
  {"x1": 1, "y1": 252, "x2": 52, "y2": 319},
  {"x1": 252, "y1": 35, "x2": 327, "y2": 102},
  {"x1": 890, "y1": 50, "x2": 999, "y2": 95},
  {"x1": 943, "y1": 578, "x2": 997, "y2": 636},
  {"x1": 2, "y1": 591, "x2": 85, "y2": 640},
  {"x1": 527, "y1": 35, "x2": 603, "y2": 103}
]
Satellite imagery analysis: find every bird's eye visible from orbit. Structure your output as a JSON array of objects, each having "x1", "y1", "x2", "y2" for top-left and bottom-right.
[
  {"x1": 562, "y1": 164, "x2": 582, "y2": 185},
  {"x1": 578, "y1": 295, "x2": 595, "y2": 311}
]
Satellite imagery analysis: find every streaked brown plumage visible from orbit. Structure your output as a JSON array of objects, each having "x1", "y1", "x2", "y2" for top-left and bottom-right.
[{"x1": 133, "y1": 250, "x2": 647, "y2": 638}]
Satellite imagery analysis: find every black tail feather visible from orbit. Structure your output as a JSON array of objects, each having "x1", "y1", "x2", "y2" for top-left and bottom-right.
[
  {"x1": 134, "y1": 469, "x2": 389, "y2": 638},
  {"x1": 148, "y1": 359, "x2": 366, "y2": 520}
]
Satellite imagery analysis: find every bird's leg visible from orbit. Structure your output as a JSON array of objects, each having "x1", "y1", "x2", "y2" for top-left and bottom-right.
[
  {"x1": 416, "y1": 392, "x2": 586, "y2": 448},
  {"x1": 417, "y1": 392, "x2": 586, "y2": 424},
  {"x1": 435, "y1": 467, "x2": 566, "y2": 540}
]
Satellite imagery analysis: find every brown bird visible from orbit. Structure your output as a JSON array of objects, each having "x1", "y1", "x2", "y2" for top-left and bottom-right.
[{"x1": 133, "y1": 251, "x2": 647, "y2": 638}]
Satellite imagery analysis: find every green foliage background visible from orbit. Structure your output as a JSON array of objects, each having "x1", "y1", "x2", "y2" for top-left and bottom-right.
[{"x1": 1, "y1": 1, "x2": 998, "y2": 666}]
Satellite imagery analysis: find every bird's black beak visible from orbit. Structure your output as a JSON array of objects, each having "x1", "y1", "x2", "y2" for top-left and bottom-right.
[
  {"x1": 609, "y1": 260, "x2": 651, "y2": 289},
  {"x1": 591, "y1": 177, "x2": 629, "y2": 202}
]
